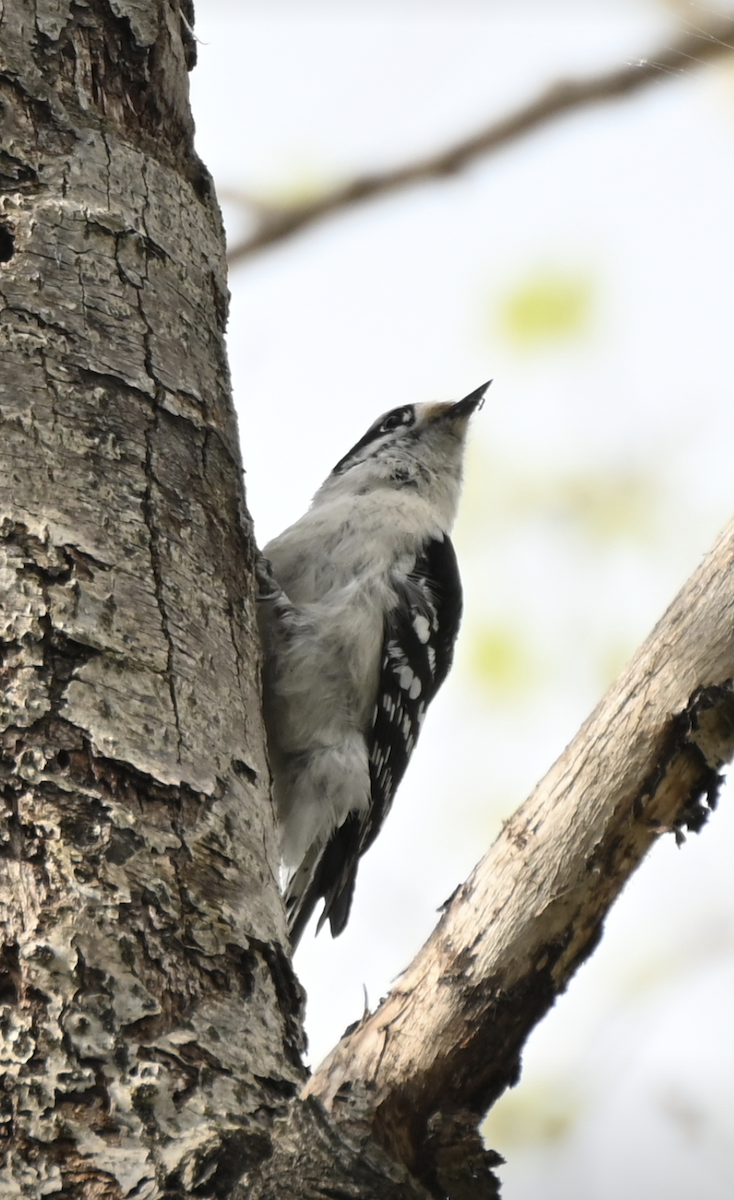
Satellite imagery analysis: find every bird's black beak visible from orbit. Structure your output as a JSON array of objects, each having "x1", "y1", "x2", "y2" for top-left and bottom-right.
[{"x1": 450, "y1": 380, "x2": 492, "y2": 419}]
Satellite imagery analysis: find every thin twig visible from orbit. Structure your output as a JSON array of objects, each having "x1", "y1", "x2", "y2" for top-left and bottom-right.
[{"x1": 227, "y1": 17, "x2": 734, "y2": 265}]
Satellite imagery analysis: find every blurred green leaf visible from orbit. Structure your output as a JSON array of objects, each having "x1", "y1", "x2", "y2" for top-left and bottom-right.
[
  {"x1": 541, "y1": 470, "x2": 657, "y2": 542},
  {"x1": 460, "y1": 447, "x2": 659, "y2": 548},
  {"x1": 498, "y1": 268, "x2": 593, "y2": 346},
  {"x1": 483, "y1": 1079, "x2": 582, "y2": 1148},
  {"x1": 467, "y1": 623, "x2": 537, "y2": 697},
  {"x1": 252, "y1": 161, "x2": 339, "y2": 209}
]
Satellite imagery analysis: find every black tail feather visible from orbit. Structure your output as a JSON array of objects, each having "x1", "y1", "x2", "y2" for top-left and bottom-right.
[{"x1": 286, "y1": 814, "x2": 363, "y2": 948}]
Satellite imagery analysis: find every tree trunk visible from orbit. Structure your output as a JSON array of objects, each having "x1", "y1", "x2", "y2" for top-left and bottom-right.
[{"x1": 0, "y1": 3, "x2": 304, "y2": 1196}]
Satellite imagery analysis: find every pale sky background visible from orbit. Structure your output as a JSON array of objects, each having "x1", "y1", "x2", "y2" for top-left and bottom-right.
[{"x1": 191, "y1": 3, "x2": 734, "y2": 1196}]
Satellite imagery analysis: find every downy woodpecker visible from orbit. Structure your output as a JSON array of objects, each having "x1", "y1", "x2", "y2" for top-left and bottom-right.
[{"x1": 257, "y1": 382, "x2": 489, "y2": 946}]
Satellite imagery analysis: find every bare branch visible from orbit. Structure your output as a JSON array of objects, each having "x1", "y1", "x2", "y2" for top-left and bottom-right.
[
  {"x1": 227, "y1": 17, "x2": 734, "y2": 265},
  {"x1": 300, "y1": 514, "x2": 734, "y2": 1189}
]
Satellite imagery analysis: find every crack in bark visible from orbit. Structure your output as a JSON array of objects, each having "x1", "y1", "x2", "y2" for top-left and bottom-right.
[
  {"x1": 142, "y1": 415, "x2": 184, "y2": 762},
  {"x1": 201, "y1": 426, "x2": 251, "y2": 718}
]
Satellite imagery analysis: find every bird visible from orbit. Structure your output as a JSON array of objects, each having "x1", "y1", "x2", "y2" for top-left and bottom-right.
[{"x1": 256, "y1": 381, "x2": 489, "y2": 947}]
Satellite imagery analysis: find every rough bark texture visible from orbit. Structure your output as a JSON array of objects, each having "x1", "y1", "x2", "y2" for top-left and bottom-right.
[
  {"x1": 290, "y1": 519, "x2": 734, "y2": 1194},
  {"x1": 0, "y1": 3, "x2": 304, "y2": 1197}
]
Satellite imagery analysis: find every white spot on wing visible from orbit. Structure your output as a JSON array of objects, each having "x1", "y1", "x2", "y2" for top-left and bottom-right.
[
  {"x1": 398, "y1": 665, "x2": 415, "y2": 692},
  {"x1": 413, "y1": 613, "x2": 430, "y2": 643}
]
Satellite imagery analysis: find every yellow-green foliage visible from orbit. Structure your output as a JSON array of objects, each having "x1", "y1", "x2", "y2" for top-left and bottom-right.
[
  {"x1": 461, "y1": 446, "x2": 658, "y2": 549},
  {"x1": 499, "y1": 268, "x2": 593, "y2": 346},
  {"x1": 483, "y1": 1078, "x2": 582, "y2": 1148},
  {"x1": 519, "y1": 469, "x2": 658, "y2": 544},
  {"x1": 252, "y1": 161, "x2": 338, "y2": 209},
  {"x1": 468, "y1": 623, "x2": 538, "y2": 697}
]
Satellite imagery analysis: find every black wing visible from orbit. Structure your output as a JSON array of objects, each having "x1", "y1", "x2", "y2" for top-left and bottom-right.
[
  {"x1": 366, "y1": 533, "x2": 463, "y2": 851},
  {"x1": 287, "y1": 534, "x2": 463, "y2": 944}
]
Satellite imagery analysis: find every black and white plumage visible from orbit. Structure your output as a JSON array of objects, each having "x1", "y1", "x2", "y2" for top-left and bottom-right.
[{"x1": 257, "y1": 382, "x2": 489, "y2": 947}]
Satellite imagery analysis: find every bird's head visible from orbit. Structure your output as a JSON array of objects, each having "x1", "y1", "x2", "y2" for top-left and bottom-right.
[{"x1": 328, "y1": 381, "x2": 490, "y2": 497}]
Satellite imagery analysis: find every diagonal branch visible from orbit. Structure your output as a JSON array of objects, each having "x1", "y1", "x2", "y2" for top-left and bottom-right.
[
  {"x1": 227, "y1": 17, "x2": 734, "y2": 265},
  {"x1": 293, "y1": 513, "x2": 734, "y2": 1194}
]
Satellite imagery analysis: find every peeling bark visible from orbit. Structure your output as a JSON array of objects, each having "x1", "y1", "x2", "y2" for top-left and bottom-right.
[{"x1": 0, "y1": 3, "x2": 303, "y2": 1196}]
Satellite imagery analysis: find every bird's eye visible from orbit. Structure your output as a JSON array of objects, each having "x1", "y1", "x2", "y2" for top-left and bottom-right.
[{"x1": 380, "y1": 410, "x2": 406, "y2": 434}]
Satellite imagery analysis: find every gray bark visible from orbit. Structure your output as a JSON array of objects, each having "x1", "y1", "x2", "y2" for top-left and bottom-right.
[{"x1": 0, "y1": 3, "x2": 303, "y2": 1196}]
